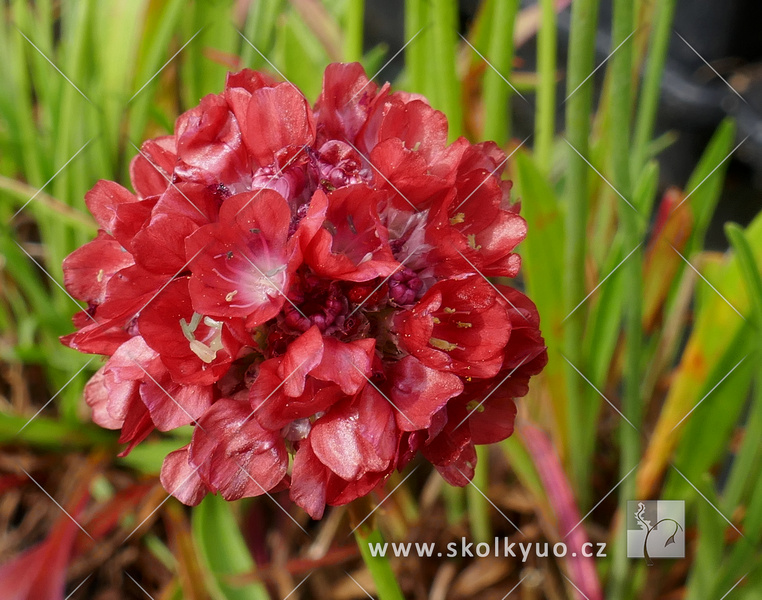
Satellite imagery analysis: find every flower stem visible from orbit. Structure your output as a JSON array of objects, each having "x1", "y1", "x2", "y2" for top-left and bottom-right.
[
  {"x1": 344, "y1": 0, "x2": 365, "y2": 62},
  {"x1": 431, "y1": 0, "x2": 463, "y2": 139},
  {"x1": 482, "y1": 0, "x2": 519, "y2": 145},
  {"x1": 608, "y1": 0, "x2": 641, "y2": 595},
  {"x1": 354, "y1": 526, "x2": 405, "y2": 600},
  {"x1": 563, "y1": 0, "x2": 600, "y2": 507},
  {"x1": 534, "y1": 0, "x2": 557, "y2": 170},
  {"x1": 631, "y1": 0, "x2": 677, "y2": 175},
  {"x1": 443, "y1": 484, "x2": 466, "y2": 523},
  {"x1": 404, "y1": 0, "x2": 427, "y2": 95},
  {"x1": 467, "y1": 445, "x2": 492, "y2": 543}
]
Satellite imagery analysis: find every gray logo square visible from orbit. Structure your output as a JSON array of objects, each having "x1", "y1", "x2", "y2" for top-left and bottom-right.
[{"x1": 627, "y1": 500, "x2": 685, "y2": 563}]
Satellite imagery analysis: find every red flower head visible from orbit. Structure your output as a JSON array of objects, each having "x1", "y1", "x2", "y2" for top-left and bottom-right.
[{"x1": 63, "y1": 62, "x2": 547, "y2": 518}]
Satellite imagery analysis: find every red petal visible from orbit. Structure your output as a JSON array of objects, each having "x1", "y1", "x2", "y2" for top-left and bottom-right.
[
  {"x1": 85, "y1": 180, "x2": 139, "y2": 233},
  {"x1": 288, "y1": 188, "x2": 329, "y2": 256},
  {"x1": 189, "y1": 398, "x2": 288, "y2": 500},
  {"x1": 422, "y1": 412, "x2": 476, "y2": 487},
  {"x1": 186, "y1": 190, "x2": 292, "y2": 326},
  {"x1": 174, "y1": 94, "x2": 249, "y2": 187},
  {"x1": 97, "y1": 265, "x2": 167, "y2": 322},
  {"x1": 60, "y1": 321, "x2": 130, "y2": 356},
  {"x1": 112, "y1": 197, "x2": 157, "y2": 247},
  {"x1": 129, "y1": 136, "x2": 177, "y2": 199},
  {"x1": 139, "y1": 374, "x2": 213, "y2": 432},
  {"x1": 63, "y1": 231, "x2": 134, "y2": 304},
  {"x1": 375, "y1": 99, "x2": 448, "y2": 164},
  {"x1": 117, "y1": 397, "x2": 155, "y2": 457},
  {"x1": 468, "y1": 398, "x2": 517, "y2": 445},
  {"x1": 310, "y1": 386, "x2": 397, "y2": 480},
  {"x1": 84, "y1": 366, "x2": 123, "y2": 429},
  {"x1": 494, "y1": 285, "x2": 549, "y2": 398},
  {"x1": 160, "y1": 446, "x2": 210, "y2": 506},
  {"x1": 434, "y1": 442, "x2": 477, "y2": 486},
  {"x1": 225, "y1": 69, "x2": 276, "y2": 94},
  {"x1": 290, "y1": 440, "x2": 329, "y2": 519},
  {"x1": 310, "y1": 337, "x2": 375, "y2": 395},
  {"x1": 276, "y1": 325, "x2": 324, "y2": 397},
  {"x1": 138, "y1": 278, "x2": 235, "y2": 386},
  {"x1": 102, "y1": 337, "x2": 158, "y2": 421},
  {"x1": 326, "y1": 469, "x2": 389, "y2": 507},
  {"x1": 395, "y1": 277, "x2": 510, "y2": 377},
  {"x1": 224, "y1": 70, "x2": 278, "y2": 137},
  {"x1": 250, "y1": 358, "x2": 343, "y2": 430},
  {"x1": 241, "y1": 83, "x2": 315, "y2": 166},
  {"x1": 314, "y1": 62, "x2": 381, "y2": 144},
  {"x1": 129, "y1": 183, "x2": 219, "y2": 275},
  {"x1": 388, "y1": 356, "x2": 463, "y2": 431},
  {"x1": 131, "y1": 212, "x2": 200, "y2": 274},
  {"x1": 305, "y1": 184, "x2": 399, "y2": 282}
]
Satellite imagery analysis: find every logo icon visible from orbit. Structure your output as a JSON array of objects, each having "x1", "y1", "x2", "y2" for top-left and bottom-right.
[{"x1": 626, "y1": 500, "x2": 684, "y2": 564}]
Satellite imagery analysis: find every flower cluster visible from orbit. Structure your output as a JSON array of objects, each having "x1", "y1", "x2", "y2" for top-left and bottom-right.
[{"x1": 62, "y1": 63, "x2": 547, "y2": 518}]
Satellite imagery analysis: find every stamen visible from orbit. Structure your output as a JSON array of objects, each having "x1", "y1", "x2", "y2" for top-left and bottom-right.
[
  {"x1": 429, "y1": 337, "x2": 458, "y2": 351},
  {"x1": 180, "y1": 313, "x2": 224, "y2": 363},
  {"x1": 203, "y1": 317, "x2": 224, "y2": 353},
  {"x1": 189, "y1": 339, "x2": 218, "y2": 363},
  {"x1": 456, "y1": 321, "x2": 472, "y2": 328},
  {"x1": 264, "y1": 264, "x2": 287, "y2": 278},
  {"x1": 449, "y1": 212, "x2": 465, "y2": 225},
  {"x1": 180, "y1": 312, "x2": 203, "y2": 342}
]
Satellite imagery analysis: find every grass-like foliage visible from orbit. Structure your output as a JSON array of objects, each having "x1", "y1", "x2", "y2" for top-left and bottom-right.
[{"x1": 1, "y1": 0, "x2": 761, "y2": 598}]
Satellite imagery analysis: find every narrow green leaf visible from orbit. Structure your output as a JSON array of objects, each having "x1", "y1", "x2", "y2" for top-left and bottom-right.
[
  {"x1": 482, "y1": 0, "x2": 518, "y2": 144},
  {"x1": 343, "y1": 0, "x2": 365, "y2": 62},
  {"x1": 726, "y1": 223, "x2": 762, "y2": 325},
  {"x1": 512, "y1": 151, "x2": 568, "y2": 445},
  {"x1": 685, "y1": 477, "x2": 727, "y2": 600},
  {"x1": 276, "y1": 12, "x2": 326, "y2": 101},
  {"x1": 192, "y1": 495, "x2": 269, "y2": 600},
  {"x1": 404, "y1": 0, "x2": 429, "y2": 96},
  {"x1": 513, "y1": 151, "x2": 565, "y2": 337},
  {"x1": 638, "y1": 211, "x2": 762, "y2": 499},
  {"x1": 669, "y1": 333, "x2": 754, "y2": 491},
  {"x1": 563, "y1": 0, "x2": 600, "y2": 504},
  {"x1": 684, "y1": 119, "x2": 736, "y2": 255},
  {"x1": 632, "y1": 0, "x2": 677, "y2": 174},
  {"x1": 534, "y1": 0, "x2": 558, "y2": 170},
  {"x1": 241, "y1": 0, "x2": 283, "y2": 69},
  {"x1": 723, "y1": 374, "x2": 762, "y2": 514},
  {"x1": 126, "y1": 0, "x2": 186, "y2": 150},
  {"x1": 467, "y1": 445, "x2": 491, "y2": 543},
  {"x1": 430, "y1": 0, "x2": 462, "y2": 139},
  {"x1": 355, "y1": 527, "x2": 406, "y2": 600}
]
